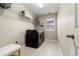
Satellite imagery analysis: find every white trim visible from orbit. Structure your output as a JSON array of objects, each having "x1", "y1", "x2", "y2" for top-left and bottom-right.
[
  {"x1": 45, "y1": 39, "x2": 57, "y2": 42},
  {"x1": 57, "y1": 42, "x2": 63, "y2": 56}
]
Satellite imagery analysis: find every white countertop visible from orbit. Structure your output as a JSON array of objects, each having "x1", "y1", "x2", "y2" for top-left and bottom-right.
[{"x1": 0, "y1": 44, "x2": 21, "y2": 56}]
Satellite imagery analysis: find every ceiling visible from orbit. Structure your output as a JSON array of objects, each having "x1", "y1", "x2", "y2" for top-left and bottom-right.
[{"x1": 23, "y1": 3, "x2": 59, "y2": 16}]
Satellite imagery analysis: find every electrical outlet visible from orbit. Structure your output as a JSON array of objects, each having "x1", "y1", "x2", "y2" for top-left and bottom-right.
[{"x1": 15, "y1": 41, "x2": 18, "y2": 44}]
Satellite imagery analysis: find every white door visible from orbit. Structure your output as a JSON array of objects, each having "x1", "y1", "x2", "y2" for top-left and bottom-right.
[
  {"x1": 74, "y1": 3, "x2": 79, "y2": 56},
  {"x1": 57, "y1": 3, "x2": 76, "y2": 56}
]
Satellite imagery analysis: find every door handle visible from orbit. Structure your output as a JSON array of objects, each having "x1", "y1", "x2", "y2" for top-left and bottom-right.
[{"x1": 66, "y1": 34, "x2": 74, "y2": 40}]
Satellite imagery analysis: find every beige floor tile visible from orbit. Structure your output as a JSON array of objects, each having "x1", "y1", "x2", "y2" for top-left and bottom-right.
[{"x1": 20, "y1": 40, "x2": 62, "y2": 56}]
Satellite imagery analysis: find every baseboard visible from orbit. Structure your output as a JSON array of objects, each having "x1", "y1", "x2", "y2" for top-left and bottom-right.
[
  {"x1": 57, "y1": 42, "x2": 63, "y2": 56},
  {"x1": 45, "y1": 39, "x2": 57, "y2": 42}
]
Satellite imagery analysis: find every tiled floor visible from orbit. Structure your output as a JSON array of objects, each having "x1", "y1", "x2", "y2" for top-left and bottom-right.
[{"x1": 20, "y1": 40, "x2": 62, "y2": 56}]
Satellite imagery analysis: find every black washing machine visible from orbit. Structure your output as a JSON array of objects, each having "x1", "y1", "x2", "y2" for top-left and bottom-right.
[{"x1": 25, "y1": 30, "x2": 45, "y2": 48}]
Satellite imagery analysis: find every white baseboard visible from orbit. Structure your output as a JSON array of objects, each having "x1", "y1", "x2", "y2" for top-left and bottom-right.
[
  {"x1": 45, "y1": 39, "x2": 57, "y2": 42},
  {"x1": 57, "y1": 42, "x2": 63, "y2": 56}
]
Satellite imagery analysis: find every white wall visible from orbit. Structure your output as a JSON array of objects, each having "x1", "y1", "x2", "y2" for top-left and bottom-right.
[
  {"x1": 39, "y1": 14, "x2": 57, "y2": 41},
  {"x1": 77, "y1": 4, "x2": 79, "y2": 28},
  {"x1": 0, "y1": 3, "x2": 35, "y2": 47},
  {"x1": 57, "y1": 4, "x2": 75, "y2": 55}
]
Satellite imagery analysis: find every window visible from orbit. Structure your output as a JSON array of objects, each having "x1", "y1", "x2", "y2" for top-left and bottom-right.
[{"x1": 45, "y1": 16, "x2": 55, "y2": 31}]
